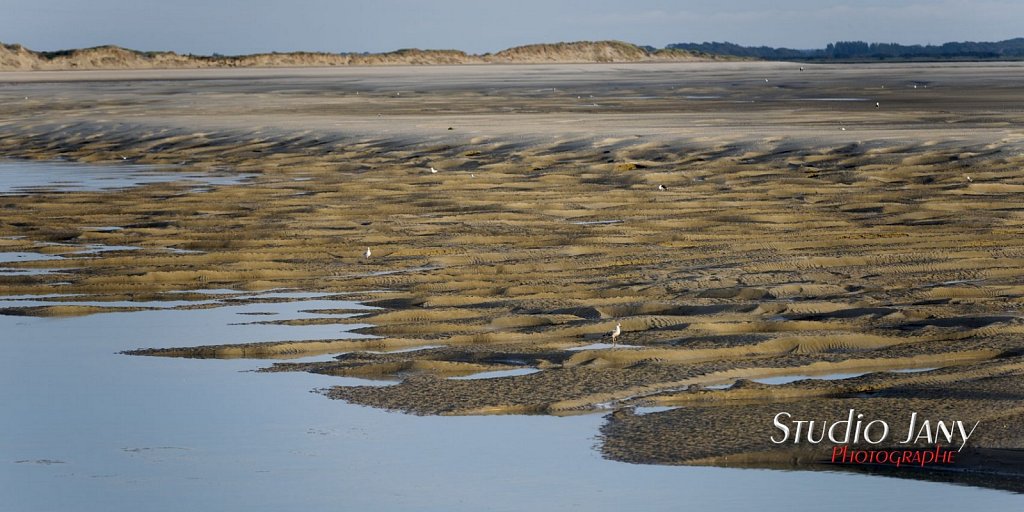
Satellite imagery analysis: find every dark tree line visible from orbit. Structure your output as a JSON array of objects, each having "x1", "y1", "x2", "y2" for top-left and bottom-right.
[{"x1": 666, "y1": 38, "x2": 1024, "y2": 61}]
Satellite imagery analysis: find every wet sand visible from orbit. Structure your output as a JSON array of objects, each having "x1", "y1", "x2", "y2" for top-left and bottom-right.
[{"x1": 2, "y1": 62, "x2": 1024, "y2": 490}]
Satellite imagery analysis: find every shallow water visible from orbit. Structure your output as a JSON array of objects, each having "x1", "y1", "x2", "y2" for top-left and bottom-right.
[
  {"x1": 448, "y1": 367, "x2": 541, "y2": 380},
  {"x1": 0, "y1": 252, "x2": 64, "y2": 264},
  {"x1": 753, "y1": 372, "x2": 870, "y2": 385},
  {"x1": 3, "y1": 292, "x2": 1020, "y2": 512},
  {"x1": 0, "y1": 159, "x2": 250, "y2": 194},
  {"x1": 2, "y1": 159, "x2": 1020, "y2": 510}
]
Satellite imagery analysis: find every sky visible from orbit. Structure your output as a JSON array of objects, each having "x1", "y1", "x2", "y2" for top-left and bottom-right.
[{"x1": 2, "y1": 0, "x2": 1022, "y2": 55}]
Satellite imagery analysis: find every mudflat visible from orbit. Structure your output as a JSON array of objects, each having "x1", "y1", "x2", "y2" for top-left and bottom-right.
[{"x1": 2, "y1": 61, "x2": 1024, "y2": 490}]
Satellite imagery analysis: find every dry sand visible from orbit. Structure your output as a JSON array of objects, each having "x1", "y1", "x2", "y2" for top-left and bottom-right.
[{"x1": 2, "y1": 61, "x2": 1024, "y2": 490}]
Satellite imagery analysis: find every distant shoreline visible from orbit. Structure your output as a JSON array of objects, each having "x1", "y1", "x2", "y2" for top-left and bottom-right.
[
  {"x1": 5, "y1": 37, "x2": 1024, "y2": 72},
  {"x1": 0, "y1": 40, "x2": 730, "y2": 72}
]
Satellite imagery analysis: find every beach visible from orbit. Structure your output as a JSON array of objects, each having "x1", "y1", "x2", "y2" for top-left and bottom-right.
[{"x1": 2, "y1": 61, "x2": 1024, "y2": 493}]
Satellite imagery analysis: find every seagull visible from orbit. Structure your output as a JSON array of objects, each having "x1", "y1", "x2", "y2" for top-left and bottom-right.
[
  {"x1": 764, "y1": 78, "x2": 769, "y2": 83},
  {"x1": 611, "y1": 322, "x2": 621, "y2": 345},
  {"x1": 875, "y1": 102, "x2": 880, "y2": 108},
  {"x1": 966, "y1": 175, "x2": 973, "y2": 183},
  {"x1": 799, "y1": 66, "x2": 805, "y2": 71},
  {"x1": 429, "y1": 167, "x2": 438, "y2": 174},
  {"x1": 658, "y1": 184, "x2": 667, "y2": 191},
  {"x1": 470, "y1": 173, "x2": 476, "y2": 178},
  {"x1": 364, "y1": 247, "x2": 372, "y2": 259}
]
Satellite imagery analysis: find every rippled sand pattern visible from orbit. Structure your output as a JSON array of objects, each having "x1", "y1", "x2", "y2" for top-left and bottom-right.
[{"x1": 2, "y1": 62, "x2": 1024, "y2": 489}]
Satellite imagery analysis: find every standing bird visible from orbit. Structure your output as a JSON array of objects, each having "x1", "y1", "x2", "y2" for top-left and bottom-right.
[
  {"x1": 658, "y1": 184, "x2": 667, "y2": 191},
  {"x1": 875, "y1": 102, "x2": 880, "y2": 108},
  {"x1": 364, "y1": 247, "x2": 372, "y2": 259},
  {"x1": 430, "y1": 167, "x2": 438, "y2": 174},
  {"x1": 611, "y1": 322, "x2": 622, "y2": 345},
  {"x1": 966, "y1": 175, "x2": 973, "y2": 183}
]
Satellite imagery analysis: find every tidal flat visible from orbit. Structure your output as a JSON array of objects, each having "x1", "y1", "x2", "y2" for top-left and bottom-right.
[{"x1": 2, "y1": 62, "x2": 1024, "y2": 504}]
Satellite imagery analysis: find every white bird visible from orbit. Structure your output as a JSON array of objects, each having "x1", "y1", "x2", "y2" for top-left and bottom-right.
[
  {"x1": 799, "y1": 66, "x2": 804, "y2": 71},
  {"x1": 470, "y1": 173, "x2": 476, "y2": 178},
  {"x1": 611, "y1": 322, "x2": 621, "y2": 345},
  {"x1": 875, "y1": 102, "x2": 880, "y2": 108},
  {"x1": 429, "y1": 167, "x2": 438, "y2": 174},
  {"x1": 764, "y1": 78, "x2": 769, "y2": 83},
  {"x1": 966, "y1": 175, "x2": 973, "y2": 183},
  {"x1": 658, "y1": 184, "x2": 667, "y2": 191},
  {"x1": 364, "y1": 247, "x2": 372, "y2": 259}
]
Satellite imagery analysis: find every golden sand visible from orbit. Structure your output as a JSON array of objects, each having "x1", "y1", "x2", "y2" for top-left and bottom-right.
[{"x1": 2, "y1": 62, "x2": 1023, "y2": 489}]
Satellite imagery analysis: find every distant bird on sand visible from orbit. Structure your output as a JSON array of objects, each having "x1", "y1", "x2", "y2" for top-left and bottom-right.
[
  {"x1": 799, "y1": 66, "x2": 804, "y2": 71},
  {"x1": 611, "y1": 322, "x2": 621, "y2": 345},
  {"x1": 364, "y1": 247, "x2": 372, "y2": 259},
  {"x1": 875, "y1": 102, "x2": 880, "y2": 108},
  {"x1": 429, "y1": 167, "x2": 438, "y2": 174},
  {"x1": 658, "y1": 184, "x2": 667, "y2": 191},
  {"x1": 966, "y1": 175, "x2": 973, "y2": 183}
]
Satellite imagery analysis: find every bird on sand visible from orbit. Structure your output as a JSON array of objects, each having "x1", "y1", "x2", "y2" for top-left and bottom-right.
[
  {"x1": 611, "y1": 322, "x2": 622, "y2": 345},
  {"x1": 364, "y1": 247, "x2": 372, "y2": 259},
  {"x1": 430, "y1": 167, "x2": 438, "y2": 174},
  {"x1": 966, "y1": 175, "x2": 973, "y2": 183},
  {"x1": 875, "y1": 102, "x2": 880, "y2": 108},
  {"x1": 658, "y1": 184, "x2": 667, "y2": 191}
]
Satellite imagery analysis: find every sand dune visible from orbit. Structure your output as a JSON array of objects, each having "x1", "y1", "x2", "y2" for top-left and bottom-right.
[{"x1": 0, "y1": 40, "x2": 715, "y2": 71}]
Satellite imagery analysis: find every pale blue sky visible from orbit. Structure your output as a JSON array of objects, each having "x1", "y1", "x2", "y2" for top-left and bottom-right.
[{"x1": 2, "y1": 0, "x2": 1021, "y2": 55}]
